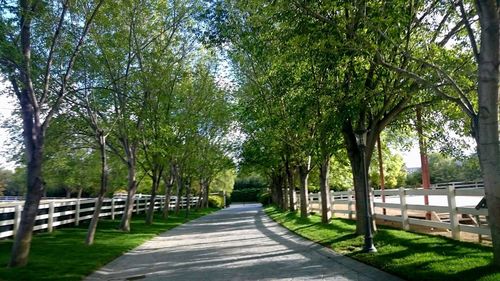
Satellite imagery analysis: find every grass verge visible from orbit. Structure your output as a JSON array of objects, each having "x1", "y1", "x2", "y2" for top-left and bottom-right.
[
  {"x1": 265, "y1": 205, "x2": 500, "y2": 281},
  {"x1": 0, "y1": 208, "x2": 218, "y2": 281}
]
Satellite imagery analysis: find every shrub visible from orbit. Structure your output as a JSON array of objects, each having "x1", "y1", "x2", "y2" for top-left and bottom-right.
[
  {"x1": 308, "y1": 185, "x2": 320, "y2": 193},
  {"x1": 258, "y1": 191, "x2": 271, "y2": 206},
  {"x1": 208, "y1": 195, "x2": 224, "y2": 208},
  {"x1": 230, "y1": 188, "x2": 261, "y2": 202},
  {"x1": 233, "y1": 176, "x2": 267, "y2": 190}
]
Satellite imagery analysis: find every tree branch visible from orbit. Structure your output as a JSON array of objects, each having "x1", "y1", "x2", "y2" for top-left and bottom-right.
[
  {"x1": 40, "y1": 0, "x2": 69, "y2": 105},
  {"x1": 377, "y1": 55, "x2": 477, "y2": 120},
  {"x1": 42, "y1": 0, "x2": 104, "y2": 133},
  {"x1": 457, "y1": 0, "x2": 479, "y2": 63}
]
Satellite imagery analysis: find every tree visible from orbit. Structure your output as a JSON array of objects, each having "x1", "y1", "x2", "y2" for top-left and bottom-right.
[
  {"x1": 473, "y1": 0, "x2": 500, "y2": 265},
  {"x1": 85, "y1": 0, "x2": 192, "y2": 231},
  {"x1": 375, "y1": 0, "x2": 500, "y2": 263},
  {"x1": 42, "y1": 118, "x2": 100, "y2": 199},
  {"x1": 0, "y1": 0, "x2": 103, "y2": 266},
  {"x1": 368, "y1": 138, "x2": 407, "y2": 189},
  {"x1": 0, "y1": 167, "x2": 13, "y2": 196}
]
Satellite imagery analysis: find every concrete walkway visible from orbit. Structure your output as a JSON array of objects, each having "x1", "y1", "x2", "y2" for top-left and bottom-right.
[{"x1": 86, "y1": 204, "x2": 404, "y2": 281}]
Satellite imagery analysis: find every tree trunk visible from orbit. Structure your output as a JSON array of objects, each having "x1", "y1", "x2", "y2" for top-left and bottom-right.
[
  {"x1": 146, "y1": 167, "x2": 162, "y2": 225},
  {"x1": 203, "y1": 181, "x2": 209, "y2": 208},
  {"x1": 285, "y1": 162, "x2": 295, "y2": 212},
  {"x1": 9, "y1": 142, "x2": 44, "y2": 267},
  {"x1": 77, "y1": 188, "x2": 83, "y2": 199},
  {"x1": 162, "y1": 181, "x2": 173, "y2": 219},
  {"x1": 476, "y1": 1, "x2": 500, "y2": 265},
  {"x1": 319, "y1": 154, "x2": 331, "y2": 224},
  {"x1": 282, "y1": 167, "x2": 289, "y2": 211},
  {"x1": 344, "y1": 128, "x2": 377, "y2": 235},
  {"x1": 174, "y1": 166, "x2": 182, "y2": 214},
  {"x1": 118, "y1": 155, "x2": 137, "y2": 232},
  {"x1": 185, "y1": 178, "x2": 191, "y2": 218},
  {"x1": 85, "y1": 133, "x2": 108, "y2": 245},
  {"x1": 65, "y1": 188, "x2": 71, "y2": 198},
  {"x1": 416, "y1": 107, "x2": 431, "y2": 219},
  {"x1": 270, "y1": 177, "x2": 278, "y2": 205},
  {"x1": 162, "y1": 167, "x2": 175, "y2": 219},
  {"x1": 377, "y1": 136, "x2": 386, "y2": 215},
  {"x1": 196, "y1": 179, "x2": 204, "y2": 210},
  {"x1": 145, "y1": 179, "x2": 157, "y2": 225},
  {"x1": 271, "y1": 172, "x2": 284, "y2": 209},
  {"x1": 9, "y1": 12, "x2": 46, "y2": 263},
  {"x1": 85, "y1": 195, "x2": 105, "y2": 245},
  {"x1": 298, "y1": 158, "x2": 311, "y2": 218},
  {"x1": 278, "y1": 175, "x2": 284, "y2": 209},
  {"x1": 8, "y1": 0, "x2": 102, "y2": 266}
]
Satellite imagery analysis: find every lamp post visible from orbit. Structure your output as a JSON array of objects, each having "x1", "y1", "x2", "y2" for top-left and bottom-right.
[{"x1": 355, "y1": 130, "x2": 377, "y2": 253}]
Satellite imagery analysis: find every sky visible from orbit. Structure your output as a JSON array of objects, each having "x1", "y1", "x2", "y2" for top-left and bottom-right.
[
  {"x1": 398, "y1": 146, "x2": 421, "y2": 168},
  {"x1": 0, "y1": 81, "x2": 17, "y2": 171}
]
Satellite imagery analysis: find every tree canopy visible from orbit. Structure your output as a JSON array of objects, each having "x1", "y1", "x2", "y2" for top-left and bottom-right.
[{"x1": 0, "y1": 0, "x2": 498, "y2": 268}]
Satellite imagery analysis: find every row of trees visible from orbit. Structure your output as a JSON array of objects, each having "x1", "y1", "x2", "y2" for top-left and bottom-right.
[
  {"x1": 211, "y1": 0, "x2": 499, "y2": 265},
  {"x1": 0, "y1": 0, "x2": 235, "y2": 267}
]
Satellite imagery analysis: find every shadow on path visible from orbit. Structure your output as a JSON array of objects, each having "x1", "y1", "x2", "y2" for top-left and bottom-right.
[{"x1": 86, "y1": 204, "x2": 404, "y2": 281}]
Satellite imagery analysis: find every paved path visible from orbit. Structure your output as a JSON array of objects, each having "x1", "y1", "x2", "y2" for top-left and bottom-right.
[{"x1": 86, "y1": 204, "x2": 404, "y2": 281}]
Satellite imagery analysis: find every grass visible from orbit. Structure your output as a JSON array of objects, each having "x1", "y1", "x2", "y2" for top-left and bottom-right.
[
  {"x1": 0, "y1": 208, "x2": 218, "y2": 281},
  {"x1": 265, "y1": 205, "x2": 500, "y2": 281}
]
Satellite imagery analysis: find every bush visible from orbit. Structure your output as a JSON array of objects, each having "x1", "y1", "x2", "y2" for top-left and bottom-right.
[
  {"x1": 258, "y1": 191, "x2": 271, "y2": 206},
  {"x1": 230, "y1": 188, "x2": 261, "y2": 202},
  {"x1": 208, "y1": 195, "x2": 224, "y2": 208},
  {"x1": 308, "y1": 185, "x2": 320, "y2": 193},
  {"x1": 233, "y1": 176, "x2": 267, "y2": 190}
]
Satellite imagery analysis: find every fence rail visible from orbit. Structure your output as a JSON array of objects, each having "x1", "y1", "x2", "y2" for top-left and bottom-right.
[
  {"x1": 0, "y1": 195, "x2": 198, "y2": 239},
  {"x1": 304, "y1": 184, "x2": 489, "y2": 242}
]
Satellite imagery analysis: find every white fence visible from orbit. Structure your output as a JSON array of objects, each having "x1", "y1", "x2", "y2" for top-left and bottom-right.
[
  {"x1": 0, "y1": 195, "x2": 198, "y2": 239},
  {"x1": 306, "y1": 184, "x2": 489, "y2": 241}
]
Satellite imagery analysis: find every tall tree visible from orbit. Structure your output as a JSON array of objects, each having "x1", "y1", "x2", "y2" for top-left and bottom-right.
[
  {"x1": 473, "y1": 0, "x2": 500, "y2": 265},
  {"x1": 374, "y1": 0, "x2": 500, "y2": 264},
  {"x1": 0, "y1": 0, "x2": 103, "y2": 266}
]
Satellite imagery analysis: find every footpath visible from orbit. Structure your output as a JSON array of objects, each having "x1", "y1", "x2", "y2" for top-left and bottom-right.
[{"x1": 86, "y1": 203, "x2": 404, "y2": 281}]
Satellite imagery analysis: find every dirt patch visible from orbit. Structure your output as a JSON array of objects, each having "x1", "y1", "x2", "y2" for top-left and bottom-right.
[{"x1": 330, "y1": 206, "x2": 491, "y2": 246}]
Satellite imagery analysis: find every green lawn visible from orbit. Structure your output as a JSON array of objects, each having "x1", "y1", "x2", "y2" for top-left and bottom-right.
[
  {"x1": 265, "y1": 205, "x2": 500, "y2": 281},
  {"x1": 0, "y1": 208, "x2": 218, "y2": 281}
]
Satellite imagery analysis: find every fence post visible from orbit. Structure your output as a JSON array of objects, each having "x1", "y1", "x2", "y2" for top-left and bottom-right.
[
  {"x1": 318, "y1": 192, "x2": 322, "y2": 214},
  {"x1": 348, "y1": 190, "x2": 353, "y2": 219},
  {"x1": 48, "y1": 202, "x2": 55, "y2": 232},
  {"x1": 75, "y1": 199, "x2": 80, "y2": 226},
  {"x1": 448, "y1": 185, "x2": 460, "y2": 240},
  {"x1": 111, "y1": 198, "x2": 115, "y2": 220},
  {"x1": 13, "y1": 203, "x2": 21, "y2": 237},
  {"x1": 294, "y1": 192, "x2": 299, "y2": 210},
  {"x1": 136, "y1": 197, "x2": 140, "y2": 214},
  {"x1": 330, "y1": 191, "x2": 335, "y2": 218},
  {"x1": 399, "y1": 187, "x2": 409, "y2": 230},
  {"x1": 306, "y1": 193, "x2": 310, "y2": 213}
]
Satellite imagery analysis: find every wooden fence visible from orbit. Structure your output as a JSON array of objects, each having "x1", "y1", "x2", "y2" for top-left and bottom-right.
[
  {"x1": 305, "y1": 183, "x2": 490, "y2": 242},
  {"x1": 0, "y1": 195, "x2": 198, "y2": 239}
]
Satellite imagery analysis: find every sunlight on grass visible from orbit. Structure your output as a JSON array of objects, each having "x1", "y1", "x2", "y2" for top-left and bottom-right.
[
  {"x1": 0, "y1": 208, "x2": 218, "y2": 281},
  {"x1": 265, "y1": 205, "x2": 499, "y2": 281}
]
